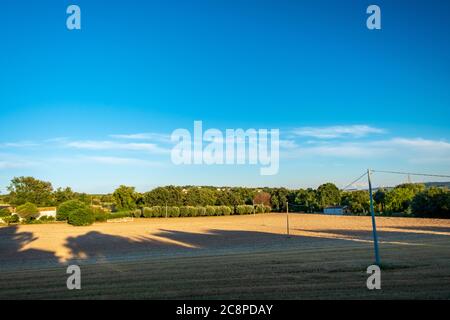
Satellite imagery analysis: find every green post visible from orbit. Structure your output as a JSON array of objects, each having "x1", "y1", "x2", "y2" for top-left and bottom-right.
[{"x1": 368, "y1": 169, "x2": 381, "y2": 266}]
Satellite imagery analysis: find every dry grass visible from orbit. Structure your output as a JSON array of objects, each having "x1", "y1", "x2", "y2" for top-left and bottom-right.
[{"x1": 1, "y1": 213, "x2": 450, "y2": 299}]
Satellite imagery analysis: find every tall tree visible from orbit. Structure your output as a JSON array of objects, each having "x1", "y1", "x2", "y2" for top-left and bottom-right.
[
  {"x1": 316, "y1": 183, "x2": 341, "y2": 209},
  {"x1": 112, "y1": 185, "x2": 139, "y2": 210},
  {"x1": 7, "y1": 176, "x2": 54, "y2": 206}
]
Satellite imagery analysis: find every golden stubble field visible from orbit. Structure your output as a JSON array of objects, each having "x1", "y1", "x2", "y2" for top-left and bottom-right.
[{"x1": 1, "y1": 213, "x2": 450, "y2": 299}]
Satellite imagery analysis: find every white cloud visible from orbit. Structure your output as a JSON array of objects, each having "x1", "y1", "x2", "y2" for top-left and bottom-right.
[
  {"x1": 0, "y1": 141, "x2": 40, "y2": 148},
  {"x1": 292, "y1": 125, "x2": 385, "y2": 139},
  {"x1": 84, "y1": 156, "x2": 165, "y2": 167},
  {"x1": 283, "y1": 137, "x2": 450, "y2": 164},
  {"x1": 66, "y1": 140, "x2": 170, "y2": 154},
  {"x1": 110, "y1": 132, "x2": 172, "y2": 143}
]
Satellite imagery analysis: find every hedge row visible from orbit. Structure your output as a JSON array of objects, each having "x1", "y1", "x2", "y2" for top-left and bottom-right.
[{"x1": 134, "y1": 204, "x2": 270, "y2": 218}]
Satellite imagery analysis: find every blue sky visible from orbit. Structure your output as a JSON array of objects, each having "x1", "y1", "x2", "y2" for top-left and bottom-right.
[{"x1": 1, "y1": 0, "x2": 450, "y2": 193}]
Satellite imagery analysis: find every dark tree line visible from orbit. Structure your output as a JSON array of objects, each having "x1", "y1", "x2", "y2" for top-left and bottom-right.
[{"x1": 2, "y1": 177, "x2": 449, "y2": 218}]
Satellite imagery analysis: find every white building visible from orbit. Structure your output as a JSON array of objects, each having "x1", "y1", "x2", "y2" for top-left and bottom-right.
[{"x1": 323, "y1": 206, "x2": 348, "y2": 215}]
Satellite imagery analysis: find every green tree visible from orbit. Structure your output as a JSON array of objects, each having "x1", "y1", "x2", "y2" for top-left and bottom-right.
[
  {"x1": 295, "y1": 188, "x2": 318, "y2": 213},
  {"x1": 373, "y1": 188, "x2": 387, "y2": 213},
  {"x1": 144, "y1": 186, "x2": 184, "y2": 206},
  {"x1": 113, "y1": 185, "x2": 139, "y2": 210},
  {"x1": 341, "y1": 190, "x2": 370, "y2": 214},
  {"x1": 7, "y1": 176, "x2": 53, "y2": 206},
  {"x1": 411, "y1": 187, "x2": 450, "y2": 218},
  {"x1": 16, "y1": 202, "x2": 40, "y2": 220},
  {"x1": 56, "y1": 200, "x2": 88, "y2": 221},
  {"x1": 184, "y1": 187, "x2": 217, "y2": 206},
  {"x1": 53, "y1": 187, "x2": 75, "y2": 205},
  {"x1": 270, "y1": 188, "x2": 289, "y2": 212},
  {"x1": 316, "y1": 183, "x2": 341, "y2": 209},
  {"x1": 385, "y1": 183, "x2": 425, "y2": 213}
]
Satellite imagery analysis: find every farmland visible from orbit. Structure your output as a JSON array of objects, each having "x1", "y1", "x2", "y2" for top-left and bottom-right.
[{"x1": 1, "y1": 213, "x2": 450, "y2": 299}]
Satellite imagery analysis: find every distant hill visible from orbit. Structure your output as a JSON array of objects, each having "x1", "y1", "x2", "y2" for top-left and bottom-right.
[{"x1": 424, "y1": 181, "x2": 450, "y2": 188}]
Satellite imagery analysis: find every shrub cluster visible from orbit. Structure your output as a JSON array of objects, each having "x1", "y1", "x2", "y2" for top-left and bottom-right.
[
  {"x1": 56, "y1": 200, "x2": 88, "y2": 221},
  {"x1": 138, "y1": 205, "x2": 266, "y2": 218},
  {"x1": 16, "y1": 202, "x2": 40, "y2": 220},
  {"x1": 235, "y1": 205, "x2": 254, "y2": 215},
  {"x1": 68, "y1": 208, "x2": 95, "y2": 226}
]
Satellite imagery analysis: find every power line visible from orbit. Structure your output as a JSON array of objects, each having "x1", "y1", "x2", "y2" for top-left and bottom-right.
[
  {"x1": 341, "y1": 171, "x2": 368, "y2": 191},
  {"x1": 372, "y1": 170, "x2": 450, "y2": 179}
]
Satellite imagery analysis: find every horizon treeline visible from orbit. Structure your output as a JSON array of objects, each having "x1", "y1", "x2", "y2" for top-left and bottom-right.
[{"x1": 1, "y1": 176, "x2": 449, "y2": 218}]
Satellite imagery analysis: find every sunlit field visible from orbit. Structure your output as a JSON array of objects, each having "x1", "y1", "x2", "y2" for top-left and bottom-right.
[{"x1": 1, "y1": 213, "x2": 450, "y2": 299}]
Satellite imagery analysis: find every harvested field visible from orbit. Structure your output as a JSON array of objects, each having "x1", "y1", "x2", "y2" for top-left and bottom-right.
[{"x1": 1, "y1": 213, "x2": 450, "y2": 299}]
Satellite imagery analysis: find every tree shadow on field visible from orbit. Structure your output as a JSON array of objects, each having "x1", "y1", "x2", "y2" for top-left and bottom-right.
[
  {"x1": 0, "y1": 225, "x2": 59, "y2": 268},
  {"x1": 388, "y1": 225, "x2": 450, "y2": 234},
  {"x1": 294, "y1": 227, "x2": 450, "y2": 243}
]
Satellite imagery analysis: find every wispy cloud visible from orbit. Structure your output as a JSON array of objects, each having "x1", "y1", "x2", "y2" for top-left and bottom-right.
[
  {"x1": 292, "y1": 125, "x2": 386, "y2": 139},
  {"x1": 0, "y1": 141, "x2": 40, "y2": 148},
  {"x1": 84, "y1": 156, "x2": 165, "y2": 167},
  {"x1": 66, "y1": 140, "x2": 170, "y2": 154},
  {"x1": 110, "y1": 132, "x2": 172, "y2": 143},
  {"x1": 284, "y1": 137, "x2": 450, "y2": 164}
]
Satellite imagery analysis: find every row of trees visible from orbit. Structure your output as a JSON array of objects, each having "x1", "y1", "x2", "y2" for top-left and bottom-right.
[{"x1": 2, "y1": 177, "x2": 449, "y2": 218}]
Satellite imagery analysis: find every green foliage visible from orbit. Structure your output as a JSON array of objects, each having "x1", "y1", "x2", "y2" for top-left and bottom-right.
[
  {"x1": 53, "y1": 187, "x2": 75, "y2": 205},
  {"x1": 385, "y1": 184, "x2": 424, "y2": 214},
  {"x1": 216, "y1": 205, "x2": 232, "y2": 216},
  {"x1": 143, "y1": 186, "x2": 184, "y2": 207},
  {"x1": 112, "y1": 185, "x2": 139, "y2": 210},
  {"x1": 109, "y1": 211, "x2": 133, "y2": 219},
  {"x1": 295, "y1": 188, "x2": 319, "y2": 213},
  {"x1": 205, "y1": 205, "x2": 216, "y2": 216},
  {"x1": 411, "y1": 187, "x2": 450, "y2": 218},
  {"x1": 7, "y1": 176, "x2": 53, "y2": 206},
  {"x1": 68, "y1": 208, "x2": 95, "y2": 226},
  {"x1": 92, "y1": 207, "x2": 109, "y2": 222},
  {"x1": 39, "y1": 215, "x2": 56, "y2": 222},
  {"x1": 255, "y1": 204, "x2": 265, "y2": 214},
  {"x1": 269, "y1": 188, "x2": 289, "y2": 212},
  {"x1": 2, "y1": 214, "x2": 20, "y2": 225},
  {"x1": 16, "y1": 202, "x2": 40, "y2": 220},
  {"x1": 179, "y1": 206, "x2": 197, "y2": 217},
  {"x1": 0, "y1": 208, "x2": 11, "y2": 217},
  {"x1": 341, "y1": 190, "x2": 370, "y2": 214},
  {"x1": 184, "y1": 188, "x2": 217, "y2": 206},
  {"x1": 235, "y1": 205, "x2": 254, "y2": 215},
  {"x1": 57, "y1": 200, "x2": 87, "y2": 221},
  {"x1": 316, "y1": 183, "x2": 341, "y2": 209},
  {"x1": 264, "y1": 205, "x2": 272, "y2": 213}
]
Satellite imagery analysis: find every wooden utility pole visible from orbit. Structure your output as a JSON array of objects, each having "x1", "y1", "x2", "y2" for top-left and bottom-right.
[
  {"x1": 368, "y1": 169, "x2": 381, "y2": 266},
  {"x1": 286, "y1": 201, "x2": 290, "y2": 237}
]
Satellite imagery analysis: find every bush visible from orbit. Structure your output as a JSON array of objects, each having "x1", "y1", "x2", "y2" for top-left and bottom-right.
[
  {"x1": 57, "y1": 200, "x2": 87, "y2": 221},
  {"x1": 205, "y1": 205, "x2": 216, "y2": 216},
  {"x1": 216, "y1": 205, "x2": 232, "y2": 216},
  {"x1": 16, "y1": 202, "x2": 40, "y2": 220},
  {"x1": 39, "y1": 215, "x2": 56, "y2": 222},
  {"x1": 91, "y1": 206, "x2": 109, "y2": 222},
  {"x1": 109, "y1": 211, "x2": 133, "y2": 219},
  {"x1": 264, "y1": 205, "x2": 272, "y2": 213},
  {"x1": 132, "y1": 209, "x2": 142, "y2": 218},
  {"x1": 180, "y1": 206, "x2": 197, "y2": 217},
  {"x1": 255, "y1": 204, "x2": 265, "y2": 214},
  {"x1": 0, "y1": 208, "x2": 11, "y2": 217},
  {"x1": 167, "y1": 206, "x2": 180, "y2": 217},
  {"x1": 68, "y1": 208, "x2": 95, "y2": 226},
  {"x1": 2, "y1": 214, "x2": 20, "y2": 225},
  {"x1": 235, "y1": 205, "x2": 254, "y2": 215},
  {"x1": 196, "y1": 206, "x2": 206, "y2": 216}
]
